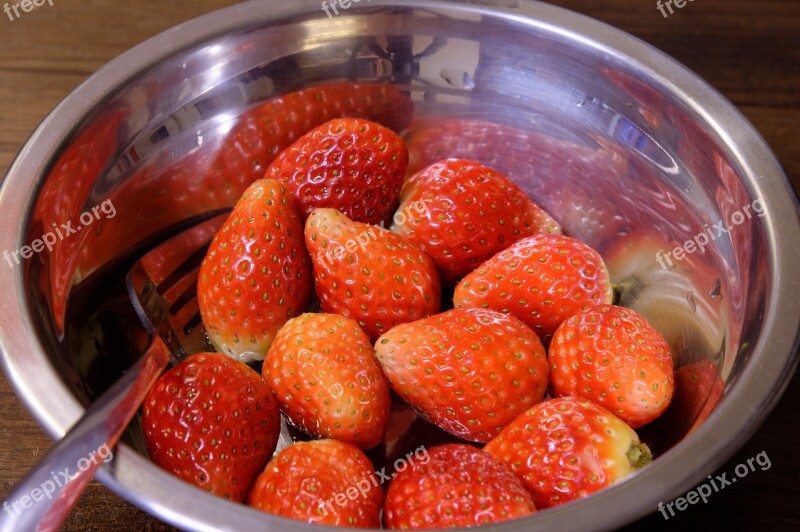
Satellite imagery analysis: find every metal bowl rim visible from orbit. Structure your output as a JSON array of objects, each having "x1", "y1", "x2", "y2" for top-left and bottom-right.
[{"x1": 1, "y1": 1, "x2": 798, "y2": 530}]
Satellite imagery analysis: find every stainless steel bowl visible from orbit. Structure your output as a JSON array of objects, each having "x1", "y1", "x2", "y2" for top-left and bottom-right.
[{"x1": 1, "y1": 0, "x2": 799, "y2": 530}]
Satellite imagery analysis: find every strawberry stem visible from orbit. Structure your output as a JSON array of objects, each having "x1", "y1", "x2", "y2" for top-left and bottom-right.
[
  {"x1": 611, "y1": 277, "x2": 645, "y2": 307},
  {"x1": 627, "y1": 441, "x2": 653, "y2": 470}
]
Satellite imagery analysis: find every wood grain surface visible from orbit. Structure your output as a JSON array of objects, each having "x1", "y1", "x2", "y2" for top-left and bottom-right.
[{"x1": 1, "y1": 1, "x2": 798, "y2": 530}]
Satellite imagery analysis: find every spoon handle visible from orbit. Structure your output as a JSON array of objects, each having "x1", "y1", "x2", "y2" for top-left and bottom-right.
[{"x1": 0, "y1": 336, "x2": 170, "y2": 532}]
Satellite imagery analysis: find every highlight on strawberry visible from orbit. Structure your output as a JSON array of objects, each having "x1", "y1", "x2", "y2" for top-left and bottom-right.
[
  {"x1": 484, "y1": 397, "x2": 652, "y2": 509},
  {"x1": 247, "y1": 439, "x2": 383, "y2": 528},
  {"x1": 265, "y1": 117, "x2": 409, "y2": 225},
  {"x1": 549, "y1": 304, "x2": 675, "y2": 428},
  {"x1": 304, "y1": 207, "x2": 441, "y2": 341},
  {"x1": 263, "y1": 312, "x2": 391, "y2": 449},
  {"x1": 453, "y1": 232, "x2": 613, "y2": 344},
  {"x1": 383, "y1": 444, "x2": 537, "y2": 529},
  {"x1": 142, "y1": 352, "x2": 281, "y2": 502},
  {"x1": 198, "y1": 179, "x2": 313, "y2": 362},
  {"x1": 374, "y1": 307, "x2": 549, "y2": 443}
]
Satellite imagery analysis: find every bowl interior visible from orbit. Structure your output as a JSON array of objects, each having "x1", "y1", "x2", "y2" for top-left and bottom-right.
[{"x1": 4, "y1": 1, "x2": 797, "y2": 530}]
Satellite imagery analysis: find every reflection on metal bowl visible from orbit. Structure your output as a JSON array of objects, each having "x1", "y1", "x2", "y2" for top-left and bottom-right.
[{"x1": 0, "y1": 1, "x2": 798, "y2": 530}]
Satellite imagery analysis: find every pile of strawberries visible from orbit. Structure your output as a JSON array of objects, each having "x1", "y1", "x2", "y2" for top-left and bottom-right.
[{"x1": 141, "y1": 109, "x2": 675, "y2": 528}]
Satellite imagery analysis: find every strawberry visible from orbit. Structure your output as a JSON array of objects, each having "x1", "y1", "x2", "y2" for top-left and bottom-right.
[
  {"x1": 142, "y1": 352, "x2": 281, "y2": 502},
  {"x1": 198, "y1": 179, "x2": 313, "y2": 361},
  {"x1": 216, "y1": 83, "x2": 412, "y2": 189},
  {"x1": 659, "y1": 359, "x2": 723, "y2": 437},
  {"x1": 392, "y1": 159, "x2": 561, "y2": 284},
  {"x1": 265, "y1": 118, "x2": 409, "y2": 225},
  {"x1": 74, "y1": 84, "x2": 412, "y2": 313},
  {"x1": 404, "y1": 117, "x2": 632, "y2": 252},
  {"x1": 304, "y1": 208, "x2": 441, "y2": 341},
  {"x1": 248, "y1": 439, "x2": 382, "y2": 528},
  {"x1": 383, "y1": 444, "x2": 536, "y2": 529},
  {"x1": 453, "y1": 233, "x2": 613, "y2": 344},
  {"x1": 263, "y1": 312, "x2": 391, "y2": 449},
  {"x1": 549, "y1": 304, "x2": 674, "y2": 427},
  {"x1": 374, "y1": 307, "x2": 549, "y2": 443},
  {"x1": 30, "y1": 107, "x2": 128, "y2": 332},
  {"x1": 602, "y1": 230, "x2": 726, "y2": 352},
  {"x1": 484, "y1": 397, "x2": 652, "y2": 509}
]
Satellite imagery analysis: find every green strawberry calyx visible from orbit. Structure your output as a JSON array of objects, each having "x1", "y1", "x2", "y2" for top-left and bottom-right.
[{"x1": 627, "y1": 441, "x2": 653, "y2": 470}]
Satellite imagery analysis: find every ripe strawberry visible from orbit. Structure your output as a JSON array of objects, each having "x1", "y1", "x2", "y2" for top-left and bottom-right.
[
  {"x1": 453, "y1": 233, "x2": 613, "y2": 344},
  {"x1": 660, "y1": 359, "x2": 723, "y2": 437},
  {"x1": 392, "y1": 159, "x2": 561, "y2": 284},
  {"x1": 265, "y1": 118, "x2": 409, "y2": 225},
  {"x1": 602, "y1": 230, "x2": 726, "y2": 351},
  {"x1": 484, "y1": 397, "x2": 652, "y2": 509},
  {"x1": 248, "y1": 439, "x2": 382, "y2": 528},
  {"x1": 142, "y1": 352, "x2": 281, "y2": 502},
  {"x1": 374, "y1": 307, "x2": 549, "y2": 443},
  {"x1": 31, "y1": 107, "x2": 128, "y2": 331},
  {"x1": 198, "y1": 179, "x2": 313, "y2": 361},
  {"x1": 215, "y1": 83, "x2": 412, "y2": 188},
  {"x1": 549, "y1": 304, "x2": 674, "y2": 427},
  {"x1": 383, "y1": 444, "x2": 536, "y2": 529},
  {"x1": 263, "y1": 312, "x2": 391, "y2": 449},
  {"x1": 80, "y1": 84, "x2": 412, "y2": 294},
  {"x1": 304, "y1": 208, "x2": 441, "y2": 341}
]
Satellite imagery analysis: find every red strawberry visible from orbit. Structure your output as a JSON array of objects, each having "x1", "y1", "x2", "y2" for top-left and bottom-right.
[
  {"x1": 263, "y1": 312, "x2": 391, "y2": 449},
  {"x1": 198, "y1": 179, "x2": 313, "y2": 361},
  {"x1": 304, "y1": 208, "x2": 441, "y2": 341},
  {"x1": 30, "y1": 107, "x2": 128, "y2": 332},
  {"x1": 216, "y1": 83, "x2": 412, "y2": 189},
  {"x1": 248, "y1": 439, "x2": 382, "y2": 528},
  {"x1": 662, "y1": 359, "x2": 723, "y2": 436},
  {"x1": 392, "y1": 159, "x2": 561, "y2": 284},
  {"x1": 549, "y1": 304, "x2": 674, "y2": 427},
  {"x1": 383, "y1": 444, "x2": 536, "y2": 529},
  {"x1": 484, "y1": 397, "x2": 652, "y2": 509},
  {"x1": 374, "y1": 307, "x2": 549, "y2": 443},
  {"x1": 265, "y1": 118, "x2": 409, "y2": 225},
  {"x1": 197, "y1": 180, "x2": 312, "y2": 361},
  {"x1": 453, "y1": 233, "x2": 613, "y2": 344},
  {"x1": 403, "y1": 117, "x2": 632, "y2": 253},
  {"x1": 142, "y1": 352, "x2": 281, "y2": 502},
  {"x1": 73, "y1": 84, "x2": 412, "y2": 314}
]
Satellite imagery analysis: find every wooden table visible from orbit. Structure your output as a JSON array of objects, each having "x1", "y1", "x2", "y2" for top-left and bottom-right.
[{"x1": 1, "y1": 1, "x2": 798, "y2": 529}]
